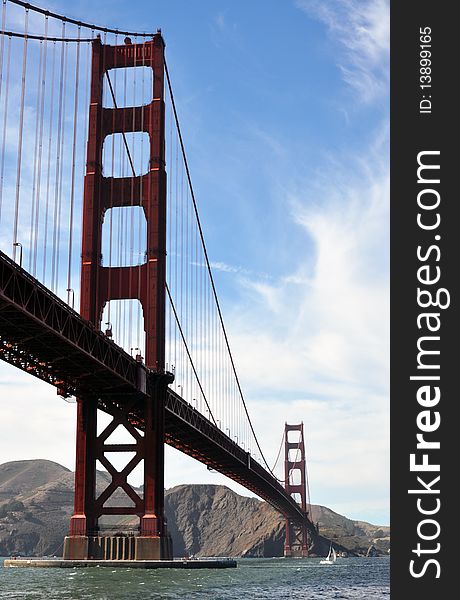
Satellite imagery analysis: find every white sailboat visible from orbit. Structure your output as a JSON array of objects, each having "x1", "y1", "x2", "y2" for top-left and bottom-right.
[{"x1": 319, "y1": 543, "x2": 337, "y2": 565}]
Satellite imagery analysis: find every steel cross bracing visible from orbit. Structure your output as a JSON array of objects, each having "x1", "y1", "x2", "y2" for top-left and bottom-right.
[{"x1": 0, "y1": 250, "x2": 314, "y2": 532}]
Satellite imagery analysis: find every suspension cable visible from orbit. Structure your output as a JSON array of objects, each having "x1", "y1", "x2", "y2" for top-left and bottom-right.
[
  {"x1": 12, "y1": 7, "x2": 28, "y2": 263},
  {"x1": 6, "y1": 1, "x2": 156, "y2": 37},
  {"x1": 305, "y1": 456, "x2": 312, "y2": 517},
  {"x1": 104, "y1": 64, "x2": 216, "y2": 428},
  {"x1": 42, "y1": 39, "x2": 56, "y2": 282},
  {"x1": 0, "y1": 29, "x2": 94, "y2": 42},
  {"x1": 304, "y1": 424, "x2": 313, "y2": 517},
  {"x1": 51, "y1": 21, "x2": 66, "y2": 291},
  {"x1": 271, "y1": 429, "x2": 285, "y2": 473},
  {"x1": 0, "y1": 1, "x2": 7, "y2": 117},
  {"x1": 164, "y1": 58, "x2": 277, "y2": 476},
  {"x1": 66, "y1": 25, "x2": 81, "y2": 302},
  {"x1": 166, "y1": 283, "x2": 217, "y2": 427},
  {"x1": 0, "y1": 33, "x2": 11, "y2": 222},
  {"x1": 32, "y1": 14, "x2": 48, "y2": 275}
]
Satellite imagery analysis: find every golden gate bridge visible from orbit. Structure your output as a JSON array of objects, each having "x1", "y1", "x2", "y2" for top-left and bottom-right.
[{"x1": 0, "y1": 0, "x2": 316, "y2": 561}]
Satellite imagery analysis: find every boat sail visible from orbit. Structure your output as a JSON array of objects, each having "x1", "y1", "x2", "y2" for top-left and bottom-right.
[{"x1": 319, "y1": 543, "x2": 337, "y2": 565}]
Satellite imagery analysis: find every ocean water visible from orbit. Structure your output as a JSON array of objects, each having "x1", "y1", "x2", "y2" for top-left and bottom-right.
[{"x1": 0, "y1": 557, "x2": 390, "y2": 599}]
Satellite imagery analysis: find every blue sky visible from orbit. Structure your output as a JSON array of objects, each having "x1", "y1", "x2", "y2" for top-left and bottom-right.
[{"x1": 0, "y1": 0, "x2": 389, "y2": 524}]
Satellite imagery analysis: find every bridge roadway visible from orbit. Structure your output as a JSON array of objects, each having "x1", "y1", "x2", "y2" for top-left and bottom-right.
[{"x1": 0, "y1": 251, "x2": 315, "y2": 533}]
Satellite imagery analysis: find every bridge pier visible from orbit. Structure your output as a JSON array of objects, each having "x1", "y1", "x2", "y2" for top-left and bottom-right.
[
  {"x1": 64, "y1": 535, "x2": 173, "y2": 561},
  {"x1": 64, "y1": 373, "x2": 174, "y2": 560},
  {"x1": 68, "y1": 398, "x2": 97, "y2": 540},
  {"x1": 284, "y1": 519, "x2": 309, "y2": 558}
]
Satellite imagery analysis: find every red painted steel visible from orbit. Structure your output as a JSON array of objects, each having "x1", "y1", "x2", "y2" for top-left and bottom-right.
[
  {"x1": 284, "y1": 423, "x2": 309, "y2": 557},
  {"x1": 80, "y1": 36, "x2": 167, "y2": 370},
  {"x1": 69, "y1": 34, "x2": 169, "y2": 544},
  {"x1": 0, "y1": 250, "x2": 316, "y2": 528}
]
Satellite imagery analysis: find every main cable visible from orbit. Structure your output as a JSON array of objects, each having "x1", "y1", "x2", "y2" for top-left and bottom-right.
[
  {"x1": 271, "y1": 429, "x2": 285, "y2": 473},
  {"x1": 166, "y1": 282, "x2": 217, "y2": 427},
  {"x1": 0, "y1": 29, "x2": 94, "y2": 42},
  {"x1": 7, "y1": 1, "x2": 156, "y2": 37},
  {"x1": 105, "y1": 62, "x2": 214, "y2": 425},
  {"x1": 164, "y1": 58, "x2": 278, "y2": 478}
]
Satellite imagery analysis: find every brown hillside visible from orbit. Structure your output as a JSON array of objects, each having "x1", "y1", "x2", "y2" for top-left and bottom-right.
[{"x1": 0, "y1": 460, "x2": 390, "y2": 558}]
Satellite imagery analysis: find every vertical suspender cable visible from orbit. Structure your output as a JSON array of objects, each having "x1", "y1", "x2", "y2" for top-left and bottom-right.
[
  {"x1": 138, "y1": 40, "x2": 146, "y2": 353},
  {"x1": 194, "y1": 192, "x2": 198, "y2": 405},
  {"x1": 56, "y1": 37, "x2": 69, "y2": 290},
  {"x1": 165, "y1": 282, "x2": 217, "y2": 426},
  {"x1": 55, "y1": 39, "x2": 69, "y2": 294},
  {"x1": 0, "y1": 0, "x2": 6, "y2": 97},
  {"x1": 303, "y1": 426, "x2": 313, "y2": 518},
  {"x1": 33, "y1": 17, "x2": 49, "y2": 275},
  {"x1": 13, "y1": 7, "x2": 29, "y2": 263},
  {"x1": 167, "y1": 87, "x2": 173, "y2": 369},
  {"x1": 79, "y1": 32, "x2": 92, "y2": 293},
  {"x1": 66, "y1": 26, "x2": 81, "y2": 305},
  {"x1": 107, "y1": 33, "x2": 118, "y2": 331},
  {"x1": 0, "y1": 34, "x2": 11, "y2": 223},
  {"x1": 128, "y1": 48, "x2": 136, "y2": 344},
  {"x1": 0, "y1": 0, "x2": 7, "y2": 220},
  {"x1": 174, "y1": 127, "x2": 178, "y2": 386},
  {"x1": 29, "y1": 38, "x2": 42, "y2": 272},
  {"x1": 165, "y1": 59, "x2": 278, "y2": 473},
  {"x1": 185, "y1": 171, "x2": 189, "y2": 398},
  {"x1": 180, "y1": 157, "x2": 184, "y2": 391},
  {"x1": 121, "y1": 56, "x2": 127, "y2": 347},
  {"x1": 51, "y1": 23, "x2": 66, "y2": 291},
  {"x1": 43, "y1": 39, "x2": 56, "y2": 283}
]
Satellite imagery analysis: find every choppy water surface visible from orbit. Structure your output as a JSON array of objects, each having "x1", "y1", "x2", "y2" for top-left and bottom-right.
[{"x1": 0, "y1": 557, "x2": 389, "y2": 599}]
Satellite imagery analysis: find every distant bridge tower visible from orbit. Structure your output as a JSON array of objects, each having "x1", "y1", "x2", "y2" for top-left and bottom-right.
[
  {"x1": 64, "y1": 33, "x2": 173, "y2": 561},
  {"x1": 284, "y1": 423, "x2": 309, "y2": 557}
]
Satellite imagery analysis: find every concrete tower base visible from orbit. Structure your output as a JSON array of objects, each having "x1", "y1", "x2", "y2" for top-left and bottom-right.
[{"x1": 63, "y1": 534, "x2": 173, "y2": 561}]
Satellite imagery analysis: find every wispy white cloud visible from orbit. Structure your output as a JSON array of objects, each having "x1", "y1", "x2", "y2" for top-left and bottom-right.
[
  {"x1": 215, "y1": 13, "x2": 226, "y2": 31},
  {"x1": 210, "y1": 260, "x2": 249, "y2": 275},
  {"x1": 248, "y1": 126, "x2": 287, "y2": 159},
  {"x1": 221, "y1": 123, "x2": 389, "y2": 521},
  {"x1": 296, "y1": 0, "x2": 389, "y2": 102},
  {"x1": 210, "y1": 261, "x2": 277, "y2": 284},
  {"x1": 233, "y1": 124, "x2": 389, "y2": 392}
]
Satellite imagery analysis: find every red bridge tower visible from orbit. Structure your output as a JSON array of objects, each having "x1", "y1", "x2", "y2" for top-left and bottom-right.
[
  {"x1": 64, "y1": 33, "x2": 173, "y2": 560},
  {"x1": 284, "y1": 423, "x2": 310, "y2": 557}
]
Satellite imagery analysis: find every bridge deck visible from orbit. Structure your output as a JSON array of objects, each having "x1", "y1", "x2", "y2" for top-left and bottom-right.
[{"x1": 0, "y1": 251, "x2": 315, "y2": 531}]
